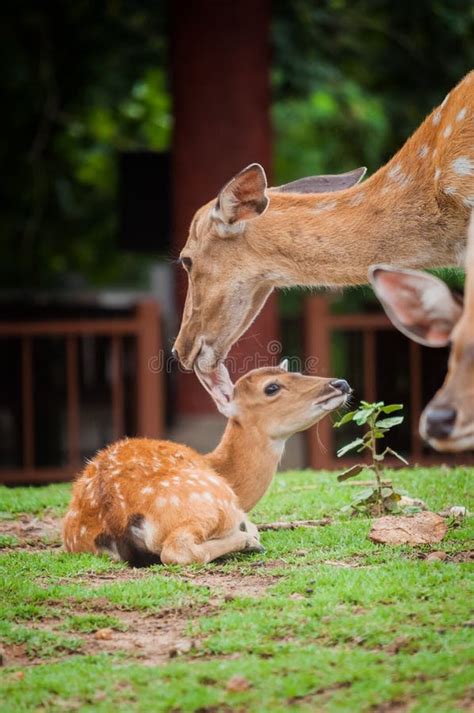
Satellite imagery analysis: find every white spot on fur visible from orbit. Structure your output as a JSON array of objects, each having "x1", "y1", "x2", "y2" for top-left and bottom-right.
[
  {"x1": 388, "y1": 163, "x2": 402, "y2": 179},
  {"x1": 142, "y1": 486, "x2": 153, "y2": 495},
  {"x1": 189, "y1": 492, "x2": 203, "y2": 502},
  {"x1": 456, "y1": 108, "x2": 467, "y2": 121},
  {"x1": 202, "y1": 492, "x2": 214, "y2": 503},
  {"x1": 170, "y1": 495, "x2": 181, "y2": 507},
  {"x1": 435, "y1": 168, "x2": 441, "y2": 180},
  {"x1": 463, "y1": 197, "x2": 474, "y2": 208},
  {"x1": 443, "y1": 124, "x2": 452, "y2": 138},
  {"x1": 432, "y1": 111, "x2": 441, "y2": 126},
  {"x1": 315, "y1": 199, "x2": 337, "y2": 212},
  {"x1": 161, "y1": 480, "x2": 170, "y2": 487},
  {"x1": 156, "y1": 496, "x2": 167, "y2": 508},
  {"x1": 418, "y1": 144, "x2": 429, "y2": 158},
  {"x1": 207, "y1": 475, "x2": 221, "y2": 485},
  {"x1": 80, "y1": 526, "x2": 87, "y2": 536},
  {"x1": 348, "y1": 193, "x2": 365, "y2": 207},
  {"x1": 443, "y1": 186, "x2": 456, "y2": 195},
  {"x1": 452, "y1": 157, "x2": 474, "y2": 175}
]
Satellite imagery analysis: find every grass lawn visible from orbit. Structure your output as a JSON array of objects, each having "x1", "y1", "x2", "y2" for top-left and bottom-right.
[{"x1": 0, "y1": 467, "x2": 472, "y2": 712}]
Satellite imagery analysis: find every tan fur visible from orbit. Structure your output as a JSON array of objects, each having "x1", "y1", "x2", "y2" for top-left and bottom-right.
[
  {"x1": 174, "y1": 71, "x2": 474, "y2": 369},
  {"x1": 63, "y1": 369, "x2": 348, "y2": 564}
]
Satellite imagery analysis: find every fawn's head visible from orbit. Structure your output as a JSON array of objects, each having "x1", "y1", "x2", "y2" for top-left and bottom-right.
[
  {"x1": 195, "y1": 359, "x2": 352, "y2": 442},
  {"x1": 370, "y1": 212, "x2": 474, "y2": 451},
  {"x1": 173, "y1": 163, "x2": 366, "y2": 370}
]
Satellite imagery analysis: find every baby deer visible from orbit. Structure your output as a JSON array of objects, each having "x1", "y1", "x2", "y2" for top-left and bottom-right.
[{"x1": 62, "y1": 362, "x2": 351, "y2": 565}]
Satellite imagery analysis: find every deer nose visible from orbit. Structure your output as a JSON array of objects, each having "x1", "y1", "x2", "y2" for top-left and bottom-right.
[
  {"x1": 425, "y1": 406, "x2": 457, "y2": 439},
  {"x1": 330, "y1": 379, "x2": 351, "y2": 394}
]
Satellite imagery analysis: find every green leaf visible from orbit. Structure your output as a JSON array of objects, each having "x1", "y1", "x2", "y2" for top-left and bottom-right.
[
  {"x1": 375, "y1": 416, "x2": 404, "y2": 428},
  {"x1": 380, "y1": 404, "x2": 403, "y2": 414},
  {"x1": 333, "y1": 410, "x2": 357, "y2": 427},
  {"x1": 337, "y1": 438, "x2": 364, "y2": 457},
  {"x1": 354, "y1": 410, "x2": 372, "y2": 425},
  {"x1": 337, "y1": 464, "x2": 365, "y2": 482}
]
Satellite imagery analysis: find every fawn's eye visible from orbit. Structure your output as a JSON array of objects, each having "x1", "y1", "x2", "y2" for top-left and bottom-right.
[
  {"x1": 181, "y1": 256, "x2": 192, "y2": 271},
  {"x1": 264, "y1": 383, "x2": 281, "y2": 396}
]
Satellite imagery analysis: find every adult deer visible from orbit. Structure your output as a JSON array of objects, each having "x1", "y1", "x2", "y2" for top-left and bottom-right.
[
  {"x1": 63, "y1": 363, "x2": 350, "y2": 565},
  {"x1": 369, "y1": 211, "x2": 474, "y2": 453},
  {"x1": 173, "y1": 71, "x2": 474, "y2": 371}
]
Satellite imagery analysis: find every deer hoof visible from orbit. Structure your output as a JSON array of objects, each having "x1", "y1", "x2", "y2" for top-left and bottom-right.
[{"x1": 245, "y1": 536, "x2": 265, "y2": 553}]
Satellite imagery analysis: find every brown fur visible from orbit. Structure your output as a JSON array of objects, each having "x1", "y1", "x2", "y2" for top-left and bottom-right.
[{"x1": 174, "y1": 71, "x2": 474, "y2": 369}]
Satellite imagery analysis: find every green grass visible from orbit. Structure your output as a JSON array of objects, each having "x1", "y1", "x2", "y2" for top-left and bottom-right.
[{"x1": 0, "y1": 467, "x2": 473, "y2": 712}]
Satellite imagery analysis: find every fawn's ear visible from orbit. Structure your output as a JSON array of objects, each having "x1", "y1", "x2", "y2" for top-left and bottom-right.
[
  {"x1": 273, "y1": 167, "x2": 366, "y2": 194},
  {"x1": 369, "y1": 265, "x2": 462, "y2": 347},
  {"x1": 194, "y1": 361, "x2": 236, "y2": 418},
  {"x1": 213, "y1": 163, "x2": 268, "y2": 226}
]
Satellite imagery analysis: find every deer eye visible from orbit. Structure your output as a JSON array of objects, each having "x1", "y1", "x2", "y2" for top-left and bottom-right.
[
  {"x1": 180, "y1": 256, "x2": 192, "y2": 271},
  {"x1": 264, "y1": 383, "x2": 281, "y2": 396}
]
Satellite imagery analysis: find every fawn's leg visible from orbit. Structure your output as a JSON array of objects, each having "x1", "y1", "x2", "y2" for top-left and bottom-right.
[
  {"x1": 160, "y1": 526, "x2": 264, "y2": 565},
  {"x1": 239, "y1": 516, "x2": 260, "y2": 540}
]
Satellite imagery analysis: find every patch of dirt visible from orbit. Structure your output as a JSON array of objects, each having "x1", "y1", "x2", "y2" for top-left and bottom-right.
[
  {"x1": 0, "y1": 514, "x2": 62, "y2": 549},
  {"x1": 1, "y1": 602, "x2": 217, "y2": 668},
  {"x1": 371, "y1": 702, "x2": 413, "y2": 712},
  {"x1": 179, "y1": 569, "x2": 278, "y2": 598}
]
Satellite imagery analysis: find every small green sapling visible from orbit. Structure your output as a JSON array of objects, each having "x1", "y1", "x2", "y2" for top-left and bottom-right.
[{"x1": 334, "y1": 401, "x2": 408, "y2": 516}]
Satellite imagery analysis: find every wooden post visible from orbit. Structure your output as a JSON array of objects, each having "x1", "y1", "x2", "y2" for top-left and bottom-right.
[
  {"x1": 305, "y1": 295, "x2": 333, "y2": 470},
  {"x1": 171, "y1": 0, "x2": 278, "y2": 415},
  {"x1": 136, "y1": 301, "x2": 164, "y2": 438}
]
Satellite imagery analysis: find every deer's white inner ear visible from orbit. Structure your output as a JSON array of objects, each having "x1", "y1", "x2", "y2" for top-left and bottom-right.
[
  {"x1": 279, "y1": 358, "x2": 289, "y2": 371},
  {"x1": 194, "y1": 361, "x2": 237, "y2": 418}
]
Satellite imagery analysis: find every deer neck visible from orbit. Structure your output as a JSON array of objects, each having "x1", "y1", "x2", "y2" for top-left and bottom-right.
[
  {"x1": 205, "y1": 418, "x2": 282, "y2": 512},
  {"x1": 249, "y1": 139, "x2": 463, "y2": 288}
]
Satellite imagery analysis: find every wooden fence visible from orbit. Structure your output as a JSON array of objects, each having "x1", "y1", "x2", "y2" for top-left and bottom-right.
[
  {"x1": 0, "y1": 300, "x2": 163, "y2": 484},
  {"x1": 305, "y1": 295, "x2": 473, "y2": 470}
]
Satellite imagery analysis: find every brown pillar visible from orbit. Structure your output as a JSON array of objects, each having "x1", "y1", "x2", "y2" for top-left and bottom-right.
[{"x1": 171, "y1": 0, "x2": 278, "y2": 414}]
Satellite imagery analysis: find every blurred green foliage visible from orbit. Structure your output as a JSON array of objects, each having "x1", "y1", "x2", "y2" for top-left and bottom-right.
[{"x1": 0, "y1": 0, "x2": 473, "y2": 289}]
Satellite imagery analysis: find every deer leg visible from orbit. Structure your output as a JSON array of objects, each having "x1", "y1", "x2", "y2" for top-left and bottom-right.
[
  {"x1": 239, "y1": 516, "x2": 260, "y2": 541},
  {"x1": 160, "y1": 526, "x2": 264, "y2": 565}
]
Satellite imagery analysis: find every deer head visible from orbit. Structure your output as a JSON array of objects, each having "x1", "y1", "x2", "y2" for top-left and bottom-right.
[
  {"x1": 369, "y1": 211, "x2": 474, "y2": 451},
  {"x1": 173, "y1": 163, "x2": 366, "y2": 370},
  {"x1": 195, "y1": 358, "x2": 352, "y2": 440}
]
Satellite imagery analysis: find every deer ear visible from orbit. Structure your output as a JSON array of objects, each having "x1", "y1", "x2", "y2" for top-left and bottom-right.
[
  {"x1": 273, "y1": 167, "x2": 366, "y2": 194},
  {"x1": 194, "y1": 361, "x2": 236, "y2": 418},
  {"x1": 214, "y1": 164, "x2": 268, "y2": 225},
  {"x1": 369, "y1": 265, "x2": 462, "y2": 347}
]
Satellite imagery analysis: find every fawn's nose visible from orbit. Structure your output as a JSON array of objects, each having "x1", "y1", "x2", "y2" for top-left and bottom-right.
[
  {"x1": 330, "y1": 379, "x2": 351, "y2": 394},
  {"x1": 425, "y1": 406, "x2": 457, "y2": 439}
]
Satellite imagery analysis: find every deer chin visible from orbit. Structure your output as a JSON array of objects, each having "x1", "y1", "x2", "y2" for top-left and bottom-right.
[
  {"x1": 318, "y1": 393, "x2": 348, "y2": 412},
  {"x1": 426, "y1": 431, "x2": 474, "y2": 453}
]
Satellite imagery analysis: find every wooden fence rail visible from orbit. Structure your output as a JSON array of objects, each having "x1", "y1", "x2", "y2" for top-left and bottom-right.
[
  {"x1": 0, "y1": 300, "x2": 164, "y2": 484},
  {"x1": 304, "y1": 295, "x2": 473, "y2": 470}
]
